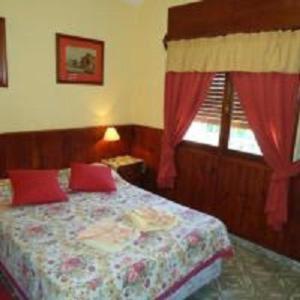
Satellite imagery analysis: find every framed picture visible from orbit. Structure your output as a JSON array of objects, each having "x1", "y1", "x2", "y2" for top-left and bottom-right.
[
  {"x1": 56, "y1": 33, "x2": 104, "y2": 85},
  {"x1": 0, "y1": 17, "x2": 8, "y2": 87}
]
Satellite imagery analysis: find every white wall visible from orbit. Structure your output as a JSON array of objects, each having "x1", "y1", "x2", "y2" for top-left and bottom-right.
[
  {"x1": 0, "y1": 0, "x2": 202, "y2": 133},
  {"x1": 130, "y1": 0, "x2": 199, "y2": 129},
  {"x1": 0, "y1": 0, "x2": 140, "y2": 133}
]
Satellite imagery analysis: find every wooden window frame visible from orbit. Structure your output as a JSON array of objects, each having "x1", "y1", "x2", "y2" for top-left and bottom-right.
[{"x1": 184, "y1": 72, "x2": 264, "y2": 161}]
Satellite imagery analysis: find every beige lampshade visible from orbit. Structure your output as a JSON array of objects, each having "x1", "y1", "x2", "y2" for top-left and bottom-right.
[{"x1": 103, "y1": 127, "x2": 120, "y2": 141}]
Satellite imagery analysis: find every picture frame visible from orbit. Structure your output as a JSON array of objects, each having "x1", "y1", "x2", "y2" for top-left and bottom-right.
[
  {"x1": 0, "y1": 17, "x2": 8, "y2": 87},
  {"x1": 56, "y1": 33, "x2": 104, "y2": 85}
]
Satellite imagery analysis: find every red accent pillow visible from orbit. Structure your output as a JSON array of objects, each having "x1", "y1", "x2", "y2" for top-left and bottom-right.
[
  {"x1": 69, "y1": 163, "x2": 116, "y2": 192},
  {"x1": 8, "y1": 170, "x2": 68, "y2": 206}
]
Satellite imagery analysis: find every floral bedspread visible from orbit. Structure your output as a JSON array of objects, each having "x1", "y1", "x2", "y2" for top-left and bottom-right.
[{"x1": 0, "y1": 174, "x2": 232, "y2": 300}]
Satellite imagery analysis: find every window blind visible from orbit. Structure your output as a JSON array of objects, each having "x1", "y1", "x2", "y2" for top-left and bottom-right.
[
  {"x1": 231, "y1": 91, "x2": 251, "y2": 129},
  {"x1": 195, "y1": 72, "x2": 224, "y2": 124},
  {"x1": 195, "y1": 72, "x2": 250, "y2": 129}
]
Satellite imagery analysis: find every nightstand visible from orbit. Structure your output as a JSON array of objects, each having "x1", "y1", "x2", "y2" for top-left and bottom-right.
[{"x1": 101, "y1": 155, "x2": 145, "y2": 187}]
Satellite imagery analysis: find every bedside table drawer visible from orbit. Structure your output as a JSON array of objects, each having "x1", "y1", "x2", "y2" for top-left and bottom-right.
[
  {"x1": 118, "y1": 162, "x2": 144, "y2": 187},
  {"x1": 101, "y1": 155, "x2": 145, "y2": 188}
]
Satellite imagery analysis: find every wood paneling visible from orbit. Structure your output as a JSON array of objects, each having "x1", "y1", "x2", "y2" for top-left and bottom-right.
[
  {"x1": 131, "y1": 125, "x2": 300, "y2": 261},
  {"x1": 0, "y1": 125, "x2": 133, "y2": 178},
  {"x1": 167, "y1": 0, "x2": 300, "y2": 41},
  {"x1": 131, "y1": 125, "x2": 162, "y2": 193},
  {"x1": 162, "y1": 0, "x2": 300, "y2": 260},
  {"x1": 1, "y1": 124, "x2": 299, "y2": 260}
]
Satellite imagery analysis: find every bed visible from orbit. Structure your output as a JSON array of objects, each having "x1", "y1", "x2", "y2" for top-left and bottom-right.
[{"x1": 0, "y1": 169, "x2": 232, "y2": 300}]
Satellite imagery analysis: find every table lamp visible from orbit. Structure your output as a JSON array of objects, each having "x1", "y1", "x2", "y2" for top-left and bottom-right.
[{"x1": 103, "y1": 127, "x2": 120, "y2": 142}]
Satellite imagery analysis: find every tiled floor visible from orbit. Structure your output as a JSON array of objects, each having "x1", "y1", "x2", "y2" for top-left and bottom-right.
[
  {"x1": 1, "y1": 238, "x2": 300, "y2": 300},
  {"x1": 188, "y1": 240, "x2": 300, "y2": 300}
]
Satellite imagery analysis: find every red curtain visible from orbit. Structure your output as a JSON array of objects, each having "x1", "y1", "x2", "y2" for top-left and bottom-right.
[
  {"x1": 232, "y1": 72, "x2": 300, "y2": 230},
  {"x1": 157, "y1": 72, "x2": 215, "y2": 188}
]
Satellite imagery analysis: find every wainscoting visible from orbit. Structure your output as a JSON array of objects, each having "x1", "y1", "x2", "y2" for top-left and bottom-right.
[
  {"x1": 0, "y1": 124, "x2": 299, "y2": 261},
  {"x1": 131, "y1": 125, "x2": 300, "y2": 261},
  {"x1": 0, "y1": 125, "x2": 133, "y2": 178}
]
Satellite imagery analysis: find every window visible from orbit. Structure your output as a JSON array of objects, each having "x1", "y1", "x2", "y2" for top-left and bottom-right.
[
  {"x1": 228, "y1": 90, "x2": 262, "y2": 155},
  {"x1": 184, "y1": 73, "x2": 262, "y2": 156},
  {"x1": 293, "y1": 108, "x2": 300, "y2": 162},
  {"x1": 184, "y1": 73, "x2": 224, "y2": 146}
]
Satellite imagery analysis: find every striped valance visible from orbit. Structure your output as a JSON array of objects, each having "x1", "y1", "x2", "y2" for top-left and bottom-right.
[{"x1": 167, "y1": 30, "x2": 300, "y2": 74}]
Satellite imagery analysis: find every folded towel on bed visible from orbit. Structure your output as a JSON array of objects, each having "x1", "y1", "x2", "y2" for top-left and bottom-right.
[
  {"x1": 128, "y1": 207, "x2": 179, "y2": 232},
  {"x1": 77, "y1": 219, "x2": 139, "y2": 252}
]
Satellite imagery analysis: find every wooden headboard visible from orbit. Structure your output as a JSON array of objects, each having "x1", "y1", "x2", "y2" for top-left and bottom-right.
[
  {"x1": 0, "y1": 125, "x2": 133, "y2": 178},
  {"x1": 167, "y1": 0, "x2": 300, "y2": 41}
]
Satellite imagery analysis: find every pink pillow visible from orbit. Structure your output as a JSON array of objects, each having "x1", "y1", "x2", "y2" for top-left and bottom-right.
[
  {"x1": 69, "y1": 163, "x2": 116, "y2": 192},
  {"x1": 8, "y1": 170, "x2": 68, "y2": 206}
]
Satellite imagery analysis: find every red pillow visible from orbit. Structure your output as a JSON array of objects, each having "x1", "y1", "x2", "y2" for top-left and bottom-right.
[
  {"x1": 8, "y1": 170, "x2": 68, "y2": 206},
  {"x1": 69, "y1": 163, "x2": 116, "y2": 192}
]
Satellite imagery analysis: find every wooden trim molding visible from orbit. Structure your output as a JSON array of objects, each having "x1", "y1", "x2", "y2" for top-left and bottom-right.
[
  {"x1": 0, "y1": 17, "x2": 8, "y2": 87},
  {"x1": 167, "y1": 0, "x2": 300, "y2": 41}
]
